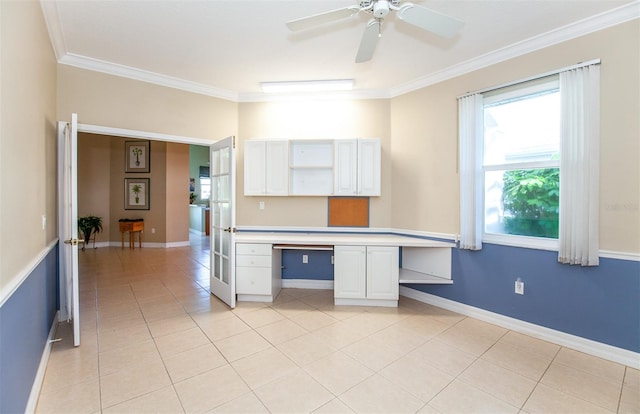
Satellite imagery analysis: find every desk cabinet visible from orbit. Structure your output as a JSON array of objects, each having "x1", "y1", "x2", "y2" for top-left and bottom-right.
[
  {"x1": 334, "y1": 245, "x2": 399, "y2": 307},
  {"x1": 236, "y1": 243, "x2": 282, "y2": 302}
]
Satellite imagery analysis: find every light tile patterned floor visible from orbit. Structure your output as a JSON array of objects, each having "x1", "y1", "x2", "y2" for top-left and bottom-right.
[{"x1": 36, "y1": 236, "x2": 639, "y2": 413}]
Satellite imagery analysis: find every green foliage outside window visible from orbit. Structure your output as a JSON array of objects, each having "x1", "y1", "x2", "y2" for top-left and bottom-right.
[{"x1": 502, "y1": 168, "x2": 559, "y2": 238}]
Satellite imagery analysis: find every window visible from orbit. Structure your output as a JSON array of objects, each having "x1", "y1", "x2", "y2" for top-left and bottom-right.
[
  {"x1": 199, "y1": 166, "x2": 211, "y2": 200},
  {"x1": 460, "y1": 62, "x2": 599, "y2": 264},
  {"x1": 482, "y1": 78, "x2": 560, "y2": 242},
  {"x1": 200, "y1": 177, "x2": 211, "y2": 200}
]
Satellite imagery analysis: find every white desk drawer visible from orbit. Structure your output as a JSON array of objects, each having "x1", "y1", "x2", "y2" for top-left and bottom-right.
[
  {"x1": 236, "y1": 255, "x2": 271, "y2": 267},
  {"x1": 236, "y1": 267, "x2": 271, "y2": 294},
  {"x1": 236, "y1": 243, "x2": 272, "y2": 256}
]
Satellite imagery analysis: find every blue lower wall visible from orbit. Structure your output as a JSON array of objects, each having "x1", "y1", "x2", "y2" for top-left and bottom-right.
[
  {"x1": 0, "y1": 245, "x2": 59, "y2": 414},
  {"x1": 282, "y1": 250, "x2": 334, "y2": 280},
  {"x1": 408, "y1": 244, "x2": 640, "y2": 353}
]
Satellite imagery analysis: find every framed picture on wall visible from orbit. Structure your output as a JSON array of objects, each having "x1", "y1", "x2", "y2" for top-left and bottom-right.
[
  {"x1": 124, "y1": 178, "x2": 150, "y2": 210},
  {"x1": 125, "y1": 141, "x2": 150, "y2": 173}
]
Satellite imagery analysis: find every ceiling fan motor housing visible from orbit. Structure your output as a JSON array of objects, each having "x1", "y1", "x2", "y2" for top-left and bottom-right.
[{"x1": 373, "y1": 0, "x2": 390, "y2": 17}]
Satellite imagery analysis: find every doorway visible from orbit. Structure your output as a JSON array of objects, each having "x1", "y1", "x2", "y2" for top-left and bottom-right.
[{"x1": 76, "y1": 124, "x2": 215, "y2": 248}]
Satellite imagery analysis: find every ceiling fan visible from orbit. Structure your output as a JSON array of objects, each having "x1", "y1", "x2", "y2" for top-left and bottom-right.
[{"x1": 286, "y1": 0, "x2": 464, "y2": 63}]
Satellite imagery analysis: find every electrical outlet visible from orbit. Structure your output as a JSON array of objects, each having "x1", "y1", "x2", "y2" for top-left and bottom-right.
[
  {"x1": 41, "y1": 215, "x2": 46, "y2": 230},
  {"x1": 259, "y1": 201, "x2": 265, "y2": 210},
  {"x1": 302, "y1": 254, "x2": 308, "y2": 264},
  {"x1": 515, "y1": 278, "x2": 524, "y2": 295},
  {"x1": 151, "y1": 228, "x2": 156, "y2": 234}
]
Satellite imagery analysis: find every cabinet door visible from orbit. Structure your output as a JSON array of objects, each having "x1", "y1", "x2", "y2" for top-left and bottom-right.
[
  {"x1": 265, "y1": 141, "x2": 288, "y2": 195},
  {"x1": 358, "y1": 139, "x2": 381, "y2": 196},
  {"x1": 244, "y1": 140, "x2": 266, "y2": 195},
  {"x1": 334, "y1": 245, "x2": 366, "y2": 299},
  {"x1": 236, "y1": 267, "x2": 272, "y2": 295},
  {"x1": 366, "y1": 246, "x2": 399, "y2": 300},
  {"x1": 334, "y1": 140, "x2": 358, "y2": 196}
]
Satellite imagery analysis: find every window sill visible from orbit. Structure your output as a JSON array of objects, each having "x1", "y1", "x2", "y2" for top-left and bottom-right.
[{"x1": 483, "y1": 233, "x2": 558, "y2": 251}]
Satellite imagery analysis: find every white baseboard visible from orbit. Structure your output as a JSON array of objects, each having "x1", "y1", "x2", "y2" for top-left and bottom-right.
[
  {"x1": 103, "y1": 241, "x2": 190, "y2": 248},
  {"x1": 282, "y1": 279, "x2": 334, "y2": 290},
  {"x1": 25, "y1": 311, "x2": 59, "y2": 414},
  {"x1": 400, "y1": 286, "x2": 640, "y2": 369}
]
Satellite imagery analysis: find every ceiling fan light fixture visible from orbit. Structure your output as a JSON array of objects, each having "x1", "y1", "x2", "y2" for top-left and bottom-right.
[{"x1": 260, "y1": 79, "x2": 354, "y2": 94}]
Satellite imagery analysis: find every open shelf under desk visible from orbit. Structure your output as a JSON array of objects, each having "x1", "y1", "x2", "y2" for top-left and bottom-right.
[{"x1": 399, "y1": 268, "x2": 453, "y2": 284}]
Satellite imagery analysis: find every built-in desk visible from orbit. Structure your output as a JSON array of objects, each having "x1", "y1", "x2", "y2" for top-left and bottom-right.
[{"x1": 234, "y1": 232, "x2": 455, "y2": 307}]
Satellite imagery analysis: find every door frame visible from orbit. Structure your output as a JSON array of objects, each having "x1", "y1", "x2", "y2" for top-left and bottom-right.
[{"x1": 77, "y1": 123, "x2": 216, "y2": 146}]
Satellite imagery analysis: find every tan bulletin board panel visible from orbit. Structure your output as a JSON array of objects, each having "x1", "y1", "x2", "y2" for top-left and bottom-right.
[{"x1": 328, "y1": 197, "x2": 369, "y2": 227}]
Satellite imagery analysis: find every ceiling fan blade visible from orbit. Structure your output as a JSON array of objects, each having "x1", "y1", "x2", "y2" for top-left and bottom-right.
[
  {"x1": 286, "y1": 6, "x2": 361, "y2": 31},
  {"x1": 355, "y1": 19, "x2": 380, "y2": 63},
  {"x1": 397, "y1": 3, "x2": 464, "y2": 38}
]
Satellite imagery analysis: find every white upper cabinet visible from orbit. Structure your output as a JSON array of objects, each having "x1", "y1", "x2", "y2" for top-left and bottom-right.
[
  {"x1": 244, "y1": 138, "x2": 380, "y2": 196},
  {"x1": 334, "y1": 140, "x2": 358, "y2": 196},
  {"x1": 244, "y1": 140, "x2": 288, "y2": 196},
  {"x1": 244, "y1": 140, "x2": 266, "y2": 195},
  {"x1": 357, "y1": 139, "x2": 381, "y2": 196},
  {"x1": 289, "y1": 140, "x2": 334, "y2": 196},
  {"x1": 265, "y1": 141, "x2": 289, "y2": 194},
  {"x1": 334, "y1": 138, "x2": 381, "y2": 196}
]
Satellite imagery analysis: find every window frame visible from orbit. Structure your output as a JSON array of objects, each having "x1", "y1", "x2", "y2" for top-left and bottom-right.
[
  {"x1": 200, "y1": 176, "x2": 211, "y2": 200},
  {"x1": 480, "y1": 77, "x2": 560, "y2": 251}
]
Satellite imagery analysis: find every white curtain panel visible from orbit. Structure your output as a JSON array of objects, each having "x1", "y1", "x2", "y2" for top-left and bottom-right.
[
  {"x1": 458, "y1": 94, "x2": 484, "y2": 250},
  {"x1": 559, "y1": 64, "x2": 600, "y2": 266}
]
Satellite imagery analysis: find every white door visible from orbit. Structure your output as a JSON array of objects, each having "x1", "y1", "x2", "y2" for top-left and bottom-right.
[
  {"x1": 57, "y1": 114, "x2": 81, "y2": 346},
  {"x1": 366, "y1": 246, "x2": 399, "y2": 300},
  {"x1": 265, "y1": 140, "x2": 289, "y2": 195},
  {"x1": 357, "y1": 139, "x2": 381, "y2": 196},
  {"x1": 243, "y1": 140, "x2": 265, "y2": 195},
  {"x1": 334, "y1": 139, "x2": 358, "y2": 196},
  {"x1": 334, "y1": 245, "x2": 366, "y2": 299},
  {"x1": 210, "y1": 137, "x2": 236, "y2": 308}
]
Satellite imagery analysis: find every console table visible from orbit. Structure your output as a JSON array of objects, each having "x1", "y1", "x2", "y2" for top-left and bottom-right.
[{"x1": 119, "y1": 219, "x2": 144, "y2": 248}]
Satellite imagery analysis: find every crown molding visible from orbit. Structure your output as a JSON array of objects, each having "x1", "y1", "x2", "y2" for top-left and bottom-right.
[
  {"x1": 41, "y1": 0, "x2": 638, "y2": 103},
  {"x1": 389, "y1": 1, "x2": 640, "y2": 97},
  {"x1": 59, "y1": 53, "x2": 239, "y2": 102},
  {"x1": 40, "y1": 0, "x2": 66, "y2": 61}
]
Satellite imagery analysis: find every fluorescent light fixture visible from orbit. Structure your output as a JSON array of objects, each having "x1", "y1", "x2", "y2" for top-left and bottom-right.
[{"x1": 260, "y1": 79, "x2": 354, "y2": 94}]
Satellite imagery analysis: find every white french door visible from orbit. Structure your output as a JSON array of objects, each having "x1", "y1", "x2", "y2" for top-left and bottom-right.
[
  {"x1": 209, "y1": 137, "x2": 236, "y2": 308},
  {"x1": 57, "y1": 113, "x2": 81, "y2": 346}
]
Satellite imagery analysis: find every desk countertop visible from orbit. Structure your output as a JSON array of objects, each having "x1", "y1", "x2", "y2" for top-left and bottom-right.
[{"x1": 235, "y1": 232, "x2": 455, "y2": 248}]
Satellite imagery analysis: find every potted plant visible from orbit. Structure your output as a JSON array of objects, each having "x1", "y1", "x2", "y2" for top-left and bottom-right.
[
  {"x1": 132, "y1": 184, "x2": 142, "y2": 204},
  {"x1": 131, "y1": 147, "x2": 143, "y2": 166},
  {"x1": 189, "y1": 192, "x2": 198, "y2": 204},
  {"x1": 78, "y1": 215, "x2": 103, "y2": 251}
]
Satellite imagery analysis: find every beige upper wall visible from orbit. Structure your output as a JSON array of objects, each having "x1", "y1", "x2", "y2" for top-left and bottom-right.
[
  {"x1": 236, "y1": 99, "x2": 392, "y2": 228},
  {"x1": 1, "y1": 1, "x2": 57, "y2": 292},
  {"x1": 57, "y1": 65, "x2": 238, "y2": 142},
  {"x1": 391, "y1": 20, "x2": 640, "y2": 253}
]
